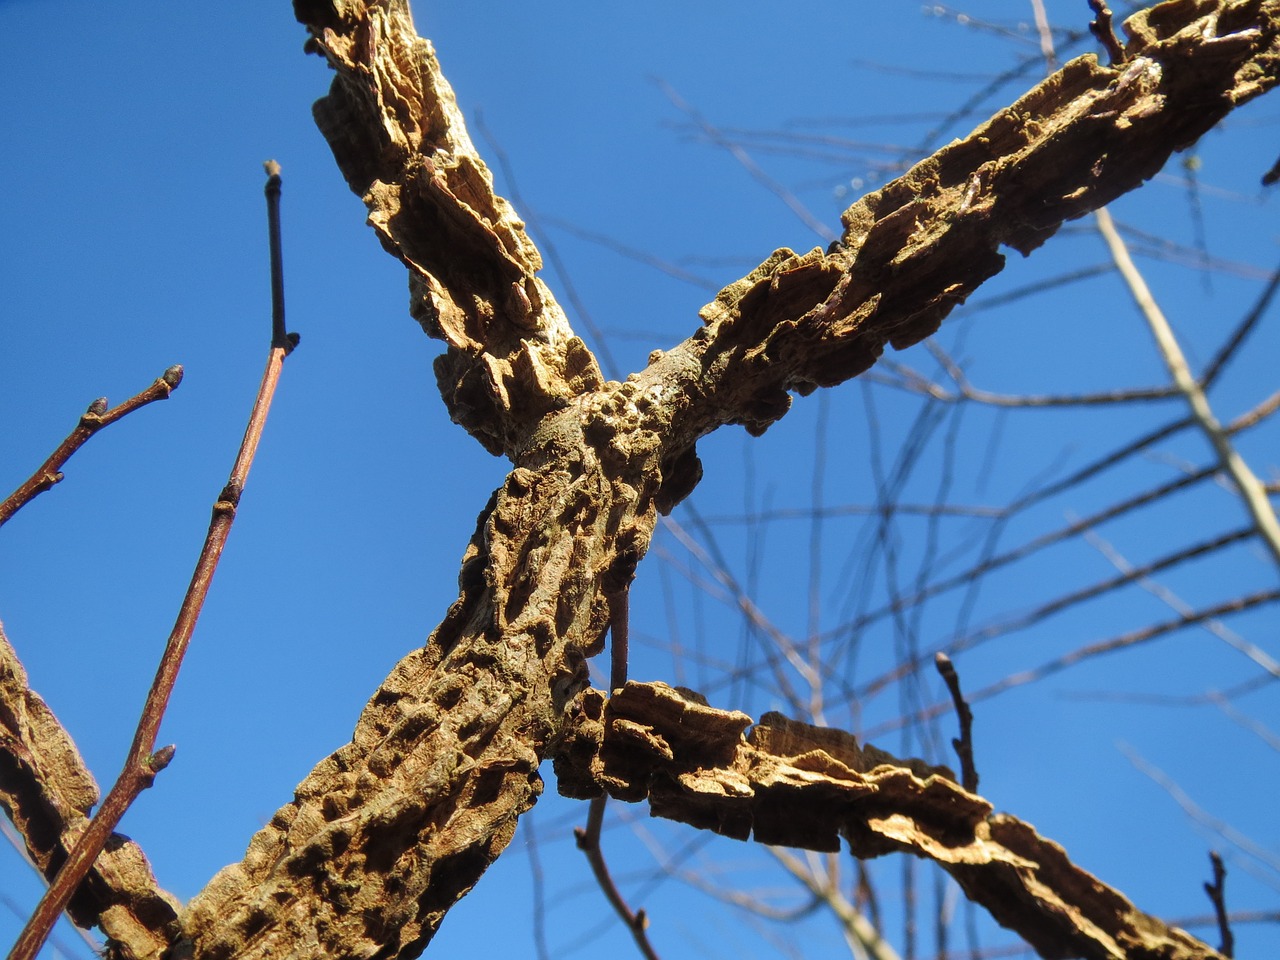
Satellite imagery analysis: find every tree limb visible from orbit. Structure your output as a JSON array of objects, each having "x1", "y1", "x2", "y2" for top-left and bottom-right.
[{"x1": 554, "y1": 682, "x2": 1221, "y2": 960}]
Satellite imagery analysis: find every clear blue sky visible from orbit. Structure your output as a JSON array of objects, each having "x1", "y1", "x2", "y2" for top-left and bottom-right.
[{"x1": 2, "y1": 2, "x2": 1277, "y2": 958}]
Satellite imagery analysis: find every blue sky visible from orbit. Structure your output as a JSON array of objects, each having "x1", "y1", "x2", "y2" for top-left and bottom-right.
[{"x1": 2, "y1": 2, "x2": 1278, "y2": 958}]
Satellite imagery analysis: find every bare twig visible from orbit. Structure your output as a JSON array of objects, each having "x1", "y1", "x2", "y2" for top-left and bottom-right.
[
  {"x1": 1088, "y1": 0, "x2": 1127, "y2": 66},
  {"x1": 574, "y1": 542, "x2": 657, "y2": 960},
  {"x1": 0, "y1": 367, "x2": 183, "y2": 529},
  {"x1": 934, "y1": 653, "x2": 978, "y2": 792},
  {"x1": 574, "y1": 798, "x2": 661, "y2": 960},
  {"x1": 1095, "y1": 206, "x2": 1280, "y2": 570},
  {"x1": 7, "y1": 163, "x2": 299, "y2": 960},
  {"x1": 768, "y1": 847, "x2": 902, "y2": 960},
  {"x1": 1122, "y1": 745, "x2": 1280, "y2": 877},
  {"x1": 1203, "y1": 852, "x2": 1235, "y2": 958},
  {"x1": 1201, "y1": 256, "x2": 1280, "y2": 388}
]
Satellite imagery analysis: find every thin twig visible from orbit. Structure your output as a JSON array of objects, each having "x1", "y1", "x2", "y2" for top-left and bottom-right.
[
  {"x1": 0, "y1": 367, "x2": 183, "y2": 529},
  {"x1": 934, "y1": 653, "x2": 978, "y2": 792},
  {"x1": 574, "y1": 797, "x2": 661, "y2": 960},
  {"x1": 1087, "y1": 0, "x2": 1127, "y2": 66},
  {"x1": 7, "y1": 163, "x2": 299, "y2": 960},
  {"x1": 574, "y1": 547, "x2": 656, "y2": 960},
  {"x1": 1095, "y1": 206, "x2": 1280, "y2": 570},
  {"x1": 1201, "y1": 255, "x2": 1280, "y2": 388},
  {"x1": 768, "y1": 847, "x2": 902, "y2": 960},
  {"x1": 1204, "y1": 852, "x2": 1235, "y2": 958}
]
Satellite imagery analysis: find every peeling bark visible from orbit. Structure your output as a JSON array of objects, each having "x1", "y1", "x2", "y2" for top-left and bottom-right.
[
  {"x1": 3, "y1": 1, "x2": 1277, "y2": 958},
  {"x1": 555, "y1": 682, "x2": 1220, "y2": 960}
]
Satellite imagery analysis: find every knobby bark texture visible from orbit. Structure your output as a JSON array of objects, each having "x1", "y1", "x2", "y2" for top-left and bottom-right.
[{"x1": 2, "y1": 1, "x2": 1276, "y2": 958}]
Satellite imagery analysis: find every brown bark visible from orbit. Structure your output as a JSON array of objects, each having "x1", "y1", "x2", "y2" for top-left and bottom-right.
[
  {"x1": 555, "y1": 682, "x2": 1219, "y2": 960},
  {"x1": 2, "y1": 1, "x2": 1276, "y2": 958}
]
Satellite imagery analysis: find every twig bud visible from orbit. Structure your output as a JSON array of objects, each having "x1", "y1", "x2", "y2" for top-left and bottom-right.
[
  {"x1": 85, "y1": 398, "x2": 108, "y2": 416},
  {"x1": 162, "y1": 365, "x2": 184, "y2": 389},
  {"x1": 148, "y1": 744, "x2": 176, "y2": 773}
]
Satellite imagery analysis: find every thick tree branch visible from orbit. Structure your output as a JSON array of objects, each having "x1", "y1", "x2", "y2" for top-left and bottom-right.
[
  {"x1": 555, "y1": 682, "x2": 1220, "y2": 960},
  {"x1": 0, "y1": 623, "x2": 181, "y2": 960}
]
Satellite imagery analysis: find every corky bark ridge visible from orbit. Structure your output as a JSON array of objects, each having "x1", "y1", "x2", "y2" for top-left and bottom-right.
[{"x1": 555, "y1": 682, "x2": 1222, "y2": 960}]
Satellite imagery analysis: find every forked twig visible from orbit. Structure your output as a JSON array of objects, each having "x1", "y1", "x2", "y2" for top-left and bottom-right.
[
  {"x1": 7, "y1": 162, "x2": 299, "y2": 960},
  {"x1": 1203, "y1": 852, "x2": 1234, "y2": 958},
  {"x1": 0, "y1": 368, "x2": 183, "y2": 529}
]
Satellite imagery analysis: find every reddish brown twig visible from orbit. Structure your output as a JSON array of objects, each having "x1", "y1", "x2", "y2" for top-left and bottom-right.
[
  {"x1": 0, "y1": 367, "x2": 183, "y2": 529},
  {"x1": 573, "y1": 552, "x2": 658, "y2": 960},
  {"x1": 1087, "y1": 0, "x2": 1126, "y2": 66},
  {"x1": 1204, "y1": 852, "x2": 1234, "y2": 958},
  {"x1": 7, "y1": 162, "x2": 298, "y2": 960},
  {"x1": 574, "y1": 798, "x2": 661, "y2": 960},
  {"x1": 934, "y1": 653, "x2": 978, "y2": 792}
]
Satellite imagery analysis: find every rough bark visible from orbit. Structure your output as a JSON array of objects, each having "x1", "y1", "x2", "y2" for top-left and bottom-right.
[{"x1": 2, "y1": 1, "x2": 1276, "y2": 958}]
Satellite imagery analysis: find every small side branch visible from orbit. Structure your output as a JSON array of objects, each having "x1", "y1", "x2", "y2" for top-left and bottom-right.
[
  {"x1": 1203, "y1": 852, "x2": 1234, "y2": 958},
  {"x1": 0, "y1": 367, "x2": 183, "y2": 529},
  {"x1": 7, "y1": 164, "x2": 300, "y2": 960},
  {"x1": 934, "y1": 653, "x2": 979, "y2": 793},
  {"x1": 1088, "y1": 1, "x2": 1127, "y2": 66},
  {"x1": 574, "y1": 799, "x2": 661, "y2": 960},
  {"x1": 573, "y1": 547, "x2": 657, "y2": 960}
]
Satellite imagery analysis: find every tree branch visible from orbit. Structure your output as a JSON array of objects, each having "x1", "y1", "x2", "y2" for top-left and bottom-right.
[
  {"x1": 0, "y1": 368, "x2": 182, "y2": 529},
  {"x1": 554, "y1": 682, "x2": 1222, "y2": 960}
]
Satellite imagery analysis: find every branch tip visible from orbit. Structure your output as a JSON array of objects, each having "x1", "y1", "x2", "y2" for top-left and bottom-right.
[
  {"x1": 1203, "y1": 851, "x2": 1234, "y2": 957},
  {"x1": 85, "y1": 397, "x2": 109, "y2": 417},
  {"x1": 162, "y1": 364, "x2": 184, "y2": 389},
  {"x1": 934, "y1": 652, "x2": 979, "y2": 792}
]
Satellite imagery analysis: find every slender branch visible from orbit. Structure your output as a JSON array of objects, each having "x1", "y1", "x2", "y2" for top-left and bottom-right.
[
  {"x1": 1203, "y1": 852, "x2": 1234, "y2": 958},
  {"x1": 768, "y1": 847, "x2": 902, "y2": 960},
  {"x1": 7, "y1": 165, "x2": 299, "y2": 960},
  {"x1": 1088, "y1": 1, "x2": 1127, "y2": 66},
  {"x1": 1095, "y1": 206, "x2": 1280, "y2": 570},
  {"x1": 1201, "y1": 255, "x2": 1280, "y2": 388},
  {"x1": 574, "y1": 799, "x2": 661, "y2": 960},
  {"x1": 573, "y1": 545, "x2": 656, "y2": 959},
  {"x1": 0, "y1": 367, "x2": 183, "y2": 529},
  {"x1": 934, "y1": 653, "x2": 978, "y2": 793}
]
